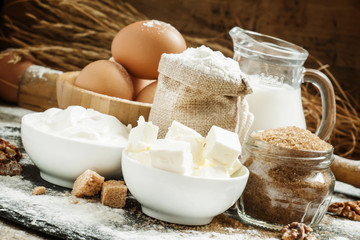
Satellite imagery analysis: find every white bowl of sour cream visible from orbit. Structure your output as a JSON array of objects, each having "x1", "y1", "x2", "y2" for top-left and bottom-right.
[
  {"x1": 21, "y1": 106, "x2": 130, "y2": 188},
  {"x1": 122, "y1": 150, "x2": 249, "y2": 226}
]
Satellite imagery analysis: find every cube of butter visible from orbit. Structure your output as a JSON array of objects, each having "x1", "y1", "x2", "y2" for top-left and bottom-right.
[
  {"x1": 165, "y1": 120, "x2": 205, "y2": 166},
  {"x1": 192, "y1": 164, "x2": 229, "y2": 179},
  {"x1": 127, "y1": 151, "x2": 151, "y2": 166},
  {"x1": 128, "y1": 116, "x2": 158, "y2": 152},
  {"x1": 150, "y1": 139, "x2": 193, "y2": 175},
  {"x1": 227, "y1": 158, "x2": 242, "y2": 176},
  {"x1": 202, "y1": 126, "x2": 241, "y2": 166}
]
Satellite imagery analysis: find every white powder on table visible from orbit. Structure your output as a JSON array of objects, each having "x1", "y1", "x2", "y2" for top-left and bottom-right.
[
  {"x1": 1, "y1": 162, "x2": 360, "y2": 240},
  {"x1": 0, "y1": 104, "x2": 33, "y2": 127},
  {"x1": 0, "y1": 173, "x2": 280, "y2": 240},
  {"x1": 0, "y1": 175, "x2": 126, "y2": 238},
  {"x1": 1, "y1": 101, "x2": 359, "y2": 240}
]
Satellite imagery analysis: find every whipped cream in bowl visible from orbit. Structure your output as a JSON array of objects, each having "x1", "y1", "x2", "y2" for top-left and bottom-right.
[
  {"x1": 122, "y1": 117, "x2": 249, "y2": 225},
  {"x1": 21, "y1": 106, "x2": 130, "y2": 188}
]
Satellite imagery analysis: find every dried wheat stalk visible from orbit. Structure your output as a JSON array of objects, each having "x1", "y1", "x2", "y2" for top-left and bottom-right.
[
  {"x1": 0, "y1": 0, "x2": 358, "y2": 158},
  {"x1": 303, "y1": 56, "x2": 360, "y2": 159}
]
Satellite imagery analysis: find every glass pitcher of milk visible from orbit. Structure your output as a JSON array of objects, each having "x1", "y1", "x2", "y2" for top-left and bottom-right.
[{"x1": 229, "y1": 27, "x2": 336, "y2": 140}]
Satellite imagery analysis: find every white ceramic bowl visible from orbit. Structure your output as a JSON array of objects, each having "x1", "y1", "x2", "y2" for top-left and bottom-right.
[
  {"x1": 122, "y1": 151, "x2": 249, "y2": 225},
  {"x1": 21, "y1": 113, "x2": 125, "y2": 188}
]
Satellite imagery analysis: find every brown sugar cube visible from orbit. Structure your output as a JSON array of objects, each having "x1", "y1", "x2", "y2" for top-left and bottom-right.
[
  {"x1": 71, "y1": 169, "x2": 104, "y2": 198},
  {"x1": 101, "y1": 180, "x2": 127, "y2": 208},
  {"x1": 32, "y1": 186, "x2": 46, "y2": 195}
]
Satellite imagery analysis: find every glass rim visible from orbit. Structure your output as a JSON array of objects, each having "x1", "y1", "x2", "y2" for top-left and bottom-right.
[
  {"x1": 244, "y1": 130, "x2": 334, "y2": 163},
  {"x1": 231, "y1": 27, "x2": 309, "y2": 62}
]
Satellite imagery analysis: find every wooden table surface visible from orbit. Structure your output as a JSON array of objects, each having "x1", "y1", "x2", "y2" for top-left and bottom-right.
[
  {"x1": 0, "y1": 219, "x2": 51, "y2": 240},
  {"x1": 0, "y1": 100, "x2": 359, "y2": 240}
]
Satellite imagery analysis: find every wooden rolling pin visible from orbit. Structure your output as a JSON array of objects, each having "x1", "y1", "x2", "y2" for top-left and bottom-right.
[
  {"x1": 331, "y1": 155, "x2": 360, "y2": 188},
  {"x1": 18, "y1": 65, "x2": 62, "y2": 111},
  {"x1": 0, "y1": 51, "x2": 62, "y2": 111}
]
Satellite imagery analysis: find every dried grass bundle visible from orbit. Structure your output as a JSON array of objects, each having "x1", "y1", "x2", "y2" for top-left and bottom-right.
[
  {"x1": 0, "y1": 0, "x2": 147, "y2": 70},
  {"x1": 0, "y1": 0, "x2": 358, "y2": 158},
  {"x1": 303, "y1": 56, "x2": 360, "y2": 159},
  {"x1": 0, "y1": 0, "x2": 225, "y2": 70}
]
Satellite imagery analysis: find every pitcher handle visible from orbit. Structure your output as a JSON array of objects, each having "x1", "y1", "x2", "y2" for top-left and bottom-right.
[{"x1": 303, "y1": 69, "x2": 336, "y2": 141}]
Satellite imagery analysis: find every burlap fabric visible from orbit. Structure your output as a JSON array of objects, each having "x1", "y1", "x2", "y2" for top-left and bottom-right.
[{"x1": 149, "y1": 51, "x2": 253, "y2": 143}]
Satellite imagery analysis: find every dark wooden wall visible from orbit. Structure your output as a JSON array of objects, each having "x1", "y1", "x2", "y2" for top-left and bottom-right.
[{"x1": 127, "y1": 0, "x2": 360, "y2": 104}]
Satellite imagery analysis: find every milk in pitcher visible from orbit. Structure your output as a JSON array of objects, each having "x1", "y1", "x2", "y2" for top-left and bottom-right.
[
  {"x1": 230, "y1": 27, "x2": 336, "y2": 140},
  {"x1": 246, "y1": 74, "x2": 306, "y2": 133}
]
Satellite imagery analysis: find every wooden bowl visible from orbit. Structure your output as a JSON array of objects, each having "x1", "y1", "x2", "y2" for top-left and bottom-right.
[{"x1": 56, "y1": 71, "x2": 151, "y2": 126}]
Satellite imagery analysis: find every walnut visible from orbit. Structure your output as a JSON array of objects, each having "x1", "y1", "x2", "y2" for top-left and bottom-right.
[
  {"x1": 281, "y1": 222, "x2": 317, "y2": 240},
  {"x1": 0, "y1": 160, "x2": 22, "y2": 176},
  {"x1": 0, "y1": 138, "x2": 22, "y2": 162},
  {"x1": 5, "y1": 146, "x2": 17, "y2": 157},
  {"x1": 328, "y1": 201, "x2": 360, "y2": 221},
  {"x1": 0, "y1": 151, "x2": 8, "y2": 162},
  {"x1": 0, "y1": 138, "x2": 23, "y2": 176}
]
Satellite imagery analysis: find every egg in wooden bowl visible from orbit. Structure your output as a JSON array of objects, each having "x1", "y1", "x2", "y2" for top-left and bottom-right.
[
  {"x1": 57, "y1": 19, "x2": 187, "y2": 126},
  {"x1": 56, "y1": 70, "x2": 152, "y2": 127}
]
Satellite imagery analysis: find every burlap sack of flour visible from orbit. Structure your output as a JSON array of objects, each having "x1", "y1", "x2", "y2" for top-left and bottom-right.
[{"x1": 149, "y1": 46, "x2": 253, "y2": 143}]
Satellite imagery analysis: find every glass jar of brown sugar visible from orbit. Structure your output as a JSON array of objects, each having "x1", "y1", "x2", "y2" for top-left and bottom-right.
[{"x1": 237, "y1": 126, "x2": 335, "y2": 230}]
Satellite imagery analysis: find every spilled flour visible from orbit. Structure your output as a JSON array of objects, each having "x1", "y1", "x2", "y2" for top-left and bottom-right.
[
  {"x1": 0, "y1": 173, "x2": 279, "y2": 240},
  {"x1": 0, "y1": 103, "x2": 360, "y2": 240},
  {"x1": 0, "y1": 175, "x2": 126, "y2": 239}
]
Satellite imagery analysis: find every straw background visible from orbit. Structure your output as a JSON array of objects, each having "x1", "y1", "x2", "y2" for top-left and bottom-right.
[{"x1": 0, "y1": 0, "x2": 359, "y2": 159}]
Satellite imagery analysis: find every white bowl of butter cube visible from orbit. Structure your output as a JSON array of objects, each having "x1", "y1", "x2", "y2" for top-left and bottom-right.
[{"x1": 122, "y1": 117, "x2": 249, "y2": 225}]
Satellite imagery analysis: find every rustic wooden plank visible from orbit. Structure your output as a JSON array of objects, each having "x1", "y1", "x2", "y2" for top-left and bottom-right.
[
  {"x1": 0, "y1": 218, "x2": 50, "y2": 240},
  {"x1": 0, "y1": 101, "x2": 360, "y2": 240},
  {"x1": 128, "y1": 0, "x2": 360, "y2": 101}
]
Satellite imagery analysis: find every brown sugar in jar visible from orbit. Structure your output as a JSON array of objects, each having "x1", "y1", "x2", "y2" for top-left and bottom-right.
[{"x1": 237, "y1": 126, "x2": 335, "y2": 230}]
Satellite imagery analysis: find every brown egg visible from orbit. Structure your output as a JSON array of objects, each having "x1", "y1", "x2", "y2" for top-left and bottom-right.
[
  {"x1": 131, "y1": 76, "x2": 156, "y2": 99},
  {"x1": 135, "y1": 81, "x2": 158, "y2": 104},
  {"x1": 111, "y1": 20, "x2": 187, "y2": 79},
  {"x1": 0, "y1": 53, "x2": 33, "y2": 103},
  {"x1": 75, "y1": 60, "x2": 133, "y2": 100}
]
